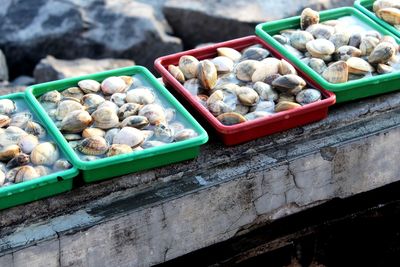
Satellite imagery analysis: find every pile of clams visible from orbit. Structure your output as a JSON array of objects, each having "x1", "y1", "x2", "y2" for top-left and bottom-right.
[
  {"x1": 272, "y1": 7, "x2": 400, "y2": 83},
  {"x1": 0, "y1": 98, "x2": 72, "y2": 188},
  {"x1": 39, "y1": 75, "x2": 198, "y2": 161},
  {"x1": 373, "y1": 0, "x2": 400, "y2": 28},
  {"x1": 167, "y1": 46, "x2": 322, "y2": 126}
]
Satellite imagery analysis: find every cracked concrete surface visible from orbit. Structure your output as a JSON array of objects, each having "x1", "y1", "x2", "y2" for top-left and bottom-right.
[{"x1": 1, "y1": 91, "x2": 400, "y2": 266}]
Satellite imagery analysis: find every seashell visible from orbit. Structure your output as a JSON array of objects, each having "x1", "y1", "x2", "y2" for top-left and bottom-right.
[
  {"x1": 279, "y1": 59, "x2": 297, "y2": 75},
  {"x1": 61, "y1": 87, "x2": 84, "y2": 100},
  {"x1": 82, "y1": 128, "x2": 106, "y2": 139},
  {"x1": 306, "y1": 39, "x2": 335, "y2": 58},
  {"x1": 18, "y1": 134, "x2": 39, "y2": 154},
  {"x1": 216, "y1": 112, "x2": 247, "y2": 126},
  {"x1": 101, "y1": 76, "x2": 128, "y2": 95},
  {"x1": 179, "y1": 55, "x2": 199, "y2": 79},
  {"x1": 275, "y1": 101, "x2": 301, "y2": 112},
  {"x1": 213, "y1": 83, "x2": 240, "y2": 95},
  {"x1": 56, "y1": 100, "x2": 85, "y2": 120},
  {"x1": 296, "y1": 89, "x2": 322, "y2": 105},
  {"x1": 349, "y1": 33, "x2": 362, "y2": 48},
  {"x1": 0, "y1": 145, "x2": 21, "y2": 161},
  {"x1": 63, "y1": 134, "x2": 82, "y2": 141},
  {"x1": 92, "y1": 107, "x2": 119, "y2": 130},
  {"x1": 253, "y1": 82, "x2": 279, "y2": 101},
  {"x1": 236, "y1": 87, "x2": 259, "y2": 107},
  {"x1": 165, "y1": 108, "x2": 176, "y2": 123},
  {"x1": 0, "y1": 126, "x2": 28, "y2": 147},
  {"x1": 183, "y1": 79, "x2": 201, "y2": 96},
  {"x1": 240, "y1": 47, "x2": 270, "y2": 61},
  {"x1": 360, "y1": 36, "x2": 380, "y2": 56},
  {"x1": 119, "y1": 76, "x2": 134, "y2": 88},
  {"x1": 272, "y1": 74, "x2": 306, "y2": 95},
  {"x1": 234, "y1": 103, "x2": 250, "y2": 115},
  {"x1": 80, "y1": 155, "x2": 101, "y2": 161},
  {"x1": 0, "y1": 99, "x2": 16, "y2": 115},
  {"x1": 368, "y1": 42, "x2": 396, "y2": 64},
  {"x1": 300, "y1": 8, "x2": 320, "y2": 30},
  {"x1": 97, "y1": 100, "x2": 119, "y2": 113},
  {"x1": 169, "y1": 122, "x2": 185, "y2": 134},
  {"x1": 216, "y1": 47, "x2": 242, "y2": 61},
  {"x1": 373, "y1": 0, "x2": 400, "y2": 12},
  {"x1": 120, "y1": 115, "x2": 149, "y2": 129},
  {"x1": 329, "y1": 32, "x2": 351, "y2": 51},
  {"x1": 289, "y1": 31, "x2": 314, "y2": 51},
  {"x1": 366, "y1": 30, "x2": 382, "y2": 40},
  {"x1": 206, "y1": 90, "x2": 236, "y2": 116},
  {"x1": 278, "y1": 93, "x2": 295, "y2": 103},
  {"x1": 113, "y1": 127, "x2": 144, "y2": 148},
  {"x1": 0, "y1": 169, "x2": 5, "y2": 185},
  {"x1": 211, "y1": 56, "x2": 234, "y2": 73},
  {"x1": 106, "y1": 144, "x2": 133, "y2": 157},
  {"x1": 110, "y1": 93, "x2": 127, "y2": 107},
  {"x1": 77, "y1": 136, "x2": 109, "y2": 156},
  {"x1": 174, "y1": 129, "x2": 198, "y2": 142},
  {"x1": 251, "y1": 101, "x2": 275, "y2": 113},
  {"x1": 284, "y1": 44, "x2": 304, "y2": 59},
  {"x1": 30, "y1": 142, "x2": 59, "y2": 165},
  {"x1": 6, "y1": 153, "x2": 30, "y2": 169},
  {"x1": 347, "y1": 57, "x2": 374, "y2": 74},
  {"x1": 142, "y1": 141, "x2": 166, "y2": 149},
  {"x1": 377, "y1": 8, "x2": 400, "y2": 26},
  {"x1": 198, "y1": 60, "x2": 217, "y2": 90},
  {"x1": 0, "y1": 114, "x2": 10, "y2": 128},
  {"x1": 273, "y1": 34, "x2": 289, "y2": 45},
  {"x1": 10, "y1": 112, "x2": 32, "y2": 128},
  {"x1": 39, "y1": 90, "x2": 61, "y2": 104},
  {"x1": 126, "y1": 87, "x2": 155, "y2": 105},
  {"x1": 196, "y1": 94, "x2": 208, "y2": 108},
  {"x1": 306, "y1": 24, "x2": 334, "y2": 39},
  {"x1": 263, "y1": 73, "x2": 282, "y2": 86},
  {"x1": 154, "y1": 123, "x2": 174, "y2": 143},
  {"x1": 245, "y1": 111, "x2": 272, "y2": 121},
  {"x1": 235, "y1": 60, "x2": 262, "y2": 82},
  {"x1": 118, "y1": 103, "x2": 142, "y2": 120},
  {"x1": 8, "y1": 166, "x2": 39, "y2": 184},
  {"x1": 381, "y1": 35, "x2": 399, "y2": 51},
  {"x1": 251, "y1": 58, "x2": 281, "y2": 82},
  {"x1": 105, "y1": 128, "x2": 120, "y2": 144},
  {"x1": 336, "y1": 46, "x2": 362, "y2": 61},
  {"x1": 138, "y1": 104, "x2": 166, "y2": 125},
  {"x1": 53, "y1": 159, "x2": 72, "y2": 171},
  {"x1": 168, "y1": 65, "x2": 185, "y2": 83},
  {"x1": 377, "y1": 63, "x2": 394, "y2": 74},
  {"x1": 141, "y1": 130, "x2": 154, "y2": 142},
  {"x1": 78, "y1": 79, "x2": 101, "y2": 94},
  {"x1": 308, "y1": 58, "x2": 327, "y2": 74},
  {"x1": 25, "y1": 121, "x2": 46, "y2": 139},
  {"x1": 34, "y1": 165, "x2": 52, "y2": 176},
  {"x1": 82, "y1": 94, "x2": 106, "y2": 114},
  {"x1": 60, "y1": 110, "x2": 92, "y2": 133},
  {"x1": 322, "y1": 61, "x2": 348, "y2": 84}
]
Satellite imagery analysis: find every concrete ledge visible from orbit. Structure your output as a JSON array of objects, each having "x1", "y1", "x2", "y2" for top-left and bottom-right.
[{"x1": 1, "y1": 90, "x2": 400, "y2": 267}]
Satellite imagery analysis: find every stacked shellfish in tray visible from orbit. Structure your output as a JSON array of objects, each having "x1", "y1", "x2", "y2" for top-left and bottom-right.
[
  {"x1": 372, "y1": 0, "x2": 400, "y2": 29},
  {"x1": 154, "y1": 36, "x2": 336, "y2": 145}
]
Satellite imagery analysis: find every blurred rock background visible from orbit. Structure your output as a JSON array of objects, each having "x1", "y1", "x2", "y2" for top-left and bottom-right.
[{"x1": 0, "y1": 0, "x2": 353, "y2": 93}]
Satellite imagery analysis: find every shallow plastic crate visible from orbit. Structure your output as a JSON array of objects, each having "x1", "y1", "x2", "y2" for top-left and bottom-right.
[
  {"x1": 154, "y1": 35, "x2": 336, "y2": 146},
  {"x1": 256, "y1": 7, "x2": 400, "y2": 103},
  {"x1": 26, "y1": 66, "x2": 208, "y2": 183},
  {"x1": 0, "y1": 93, "x2": 78, "y2": 210}
]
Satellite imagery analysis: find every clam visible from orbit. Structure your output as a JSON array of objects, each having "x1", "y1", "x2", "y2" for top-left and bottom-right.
[
  {"x1": 216, "y1": 112, "x2": 247, "y2": 126},
  {"x1": 154, "y1": 123, "x2": 174, "y2": 143},
  {"x1": 0, "y1": 99, "x2": 16, "y2": 115},
  {"x1": 10, "y1": 112, "x2": 32, "y2": 128},
  {"x1": 368, "y1": 42, "x2": 396, "y2": 64},
  {"x1": 184, "y1": 79, "x2": 201, "y2": 96},
  {"x1": 77, "y1": 136, "x2": 109, "y2": 156},
  {"x1": 63, "y1": 134, "x2": 82, "y2": 141},
  {"x1": 253, "y1": 82, "x2": 279, "y2": 101},
  {"x1": 329, "y1": 32, "x2": 350, "y2": 51},
  {"x1": 118, "y1": 102, "x2": 142, "y2": 120},
  {"x1": 308, "y1": 58, "x2": 327, "y2": 74},
  {"x1": 377, "y1": 8, "x2": 400, "y2": 25},
  {"x1": 53, "y1": 159, "x2": 72, "y2": 171},
  {"x1": 101, "y1": 76, "x2": 127, "y2": 95},
  {"x1": 169, "y1": 122, "x2": 185, "y2": 133},
  {"x1": 25, "y1": 121, "x2": 46, "y2": 138},
  {"x1": 120, "y1": 76, "x2": 134, "y2": 88},
  {"x1": 360, "y1": 36, "x2": 380, "y2": 56},
  {"x1": 0, "y1": 115, "x2": 10, "y2": 128},
  {"x1": 0, "y1": 145, "x2": 21, "y2": 161},
  {"x1": 290, "y1": 31, "x2": 314, "y2": 51},
  {"x1": 39, "y1": 90, "x2": 61, "y2": 105},
  {"x1": 252, "y1": 57, "x2": 281, "y2": 82},
  {"x1": 34, "y1": 165, "x2": 52, "y2": 176},
  {"x1": 217, "y1": 47, "x2": 242, "y2": 61},
  {"x1": 126, "y1": 87, "x2": 155, "y2": 105},
  {"x1": 273, "y1": 34, "x2": 289, "y2": 45},
  {"x1": 82, "y1": 128, "x2": 106, "y2": 139},
  {"x1": 272, "y1": 74, "x2": 306, "y2": 95},
  {"x1": 78, "y1": 79, "x2": 101, "y2": 94},
  {"x1": 235, "y1": 60, "x2": 261, "y2": 82},
  {"x1": 179, "y1": 55, "x2": 199, "y2": 79},
  {"x1": 82, "y1": 94, "x2": 106, "y2": 114},
  {"x1": 322, "y1": 61, "x2": 348, "y2": 84},
  {"x1": 349, "y1": 33, "x2": 362, "y2": 48},
  {"x1": 301, "y1": 8, "x2": 320, "y2": 30},
  {"x1": 61, "y1": 87, "x2": 84, "y2": 100},
  {"x1": 198, "y1": 60, "x2": 217, "y2": 90},
  {"x1": 381, "y1": 36, "x2": 399, "y2": 51},
  {"x1": 240, "y1": 47, "x2": 270, "y2": 61},
  {"x1": 92, "y1": 107, "x2": 119, "y2": 130},
  {"x1": 347, "y1": 57, "x2": 374, "y2": 74},
  {"x1": 275, "y1": 101, "x2": 301, "y2": 112},
  {"x1": 207, "y1": 90, "x2": 236, "y2": 116},
  {"x1": 245, "y1": 111, "x2": 272, "y2": 121},
  {"x1": 263, "y1": 74, "x2": 282, "y2": 86},
  {"x1": 106, "y1": 144, "x2": 133, "y2": 157},
  {"x1": 197, "y1": 94, "x2": 208, "y2": 107},
  {"x1": 120, "y1": 115, "x2": 149, "y2": 129},
  {"x1": 8, "y1": 166, "x2": 39, "y2": 184},
  {"x1": 110, "y1": 93, "x2": 127, "y2": 107},
  {"x1": 234, "y1": 103, "x2": 250, "y2": 115},
  {"x1": 56, "y1": 100, "x2": 84, "y2": 120},
  {"x1": 97, "y1": 100, "x2": 119, "y2": 113},
  {"x1": 0, "y1": 170, "x2": 5, "y2": 186},
  {"x1": 377, "y1": 63, "x2": 394, "y2": 74},
  {"x1": 336, "y1": 46, "x2": 362, "y2": 61},
  {"x1": 236, "y1": 87, "x2": 259, "y2": 106},
  {"x1": 306, "y1": 39, "x2": 335, "y2": 58},
  {"x1": 142, "y1": 141, "x2": 166, "y2": 149},
  {"x1": 174, "y1": 129, "x2": 198, "y2": 142},
  {"x1": 105, "y1": 128, "x2": 120, "y2": 144},
  {"x1": 142, "y1": 130, "x2": 154, "y2": 142},
  {"x1": 113, "y1": 127, "x2": 144, "y2": 148},
  {"x1": 30, "y1": 142, "x2": 59, "y2": 165},
  {"x1": 60, "y1": 110, "x2": 92, "y2": 133},
  {"x1": 278, "y1": 93, "x2": 295, "y2": 103},
  {"x1": 168, "y1": 65, "x2": 185, "y2": 83},
  {"x1": 373, "y1": 0, "x2": 400, "y2": 12},
  {"x1": 251, "y1": 101, "x2": 275, "y2": 113},
  {"x1": 306, "y1": 24, "x2": 334, "y2": 39},
  {"x1": 211, "y1": 56, "x2": 234, "y2": 73},
  {"x1": 296, "y1": 89, "x2": 322, "y2": 105},
  {"x1": 138, "y1": 104, "x2": 166, "y2": 125},
  {"x1": 0, "y1": 126, "x2": 27, "y2": 146},
  {"x1": 18, "y1": 134, "x2": 39, "y2": 154},
  {"x1": 6, "y1": 153, "x2": 30, "y2": 169},
  {"x1": 279, "y1": 59, "x2": 297, "y2": 75},
  {"x1": 284, "y1": 44, "x2": 304, "y2": 59}
]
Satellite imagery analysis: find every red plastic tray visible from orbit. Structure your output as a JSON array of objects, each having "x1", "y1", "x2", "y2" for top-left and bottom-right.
[{"x1": 154, "y1": 36, "x2": 336, "y2": 145}]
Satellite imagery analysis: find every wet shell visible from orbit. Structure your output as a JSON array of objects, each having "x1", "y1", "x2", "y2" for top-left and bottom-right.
[
  {"x1": 329, "y1": 32, "x2": 351, "y2": 51},
  {"x1": 275, "y1": 101, "x2": 301, "y2": 112},
  {"x1": 240, "y1": 47, "x2": 270, "y2": 61},
  {"x1": 34, "y1": 165, "x2": 52, "y2": 176},
  {"x1": 179, "y1": 56, "x2": 200, "y2": 80},
  {"x1": 377, "y1": 7, "x2": 400, "y2": 25},
  {"x1": 138, "y1": 104, "x2": 166, "y2": 125},
  {"x1": 236, "y1": 87, "x2": 259, "y2": 106},
  {"x1": 61, "y1": 87, "x2": 84, "y2": 100},
  {"x1": 245, "y1": 111, "x2": 272, "y2": 121},
  {"x1": 10, "y1": 112, "x2": 32, "y2": 128},
  {"x1": 97, "y1": 100, "x2": 119, "y2": 113},
  {"x1": 0, "y1": 99, "x2": 16, "y2": 115},
  {"x1": 272, "y1": 74, "x2": 306, "y2": 95},
  {"x1": 377, "y1": 63, "x2": 394, "y2": 74},
  {"x1": 154, "y1": 123, "x2": 174, "y2": 143},
  {"x1": 82, "y1": 94, "x2": 106, "y2": 114},
  {"x1": 306, "y1": 39, "x2": 335, "y2": 58},
  {"x1": 25, "y1": 121, "x2": 46, "y2": 138},
  {"x1": 53, "y1": 159, "x2": 72, "y2": 171},
  {"x1": 118, "y1": 103, "x2": 142, "y2": 120},
  {"x1": 105, "y1": 128, "x2": 120, "y2": 144},
  {"x1": 78, "y1": 79, "x2": 101, "y2": 94},
  {"x1": 0, "y1": 115, "x2": 10, "y2": 128},
  {"x1": 113, "y1": 127, "x2": 144, "y2": 148},
  {"x1": 126, "y1": 87, "x2": 155, "y2": 105},
  {"x1": 322, "y1": 61, "x2": 348, "y2": 84},
  {"x1": 196, "y1": 94, "x2": 209, "y2": 107},
  {"x1": 308, "y1": 58, "x2": 327, "y2": 74},
  {"x1": 253, "y1": 82, "x2": 279, "y2": 101},
  {"x1": 110, "y1": 93, "x2": 127, "y2": 107},
  {"x1": 0, "y1": 126, "x2": 28, "y2": 147},
  {"x1": 120, "y1": 76, "x2": 134, "y2": 88},
  {"x1": 360, "y1": 36, "x2": 380, "y2": 56},
  {"x1": 77, "y1": 136, "x2": 109, "y2": 156},
  {"x1": 198, "y1": 60, "x2": 217, "y2": 90},
  {"x1": 6, "y1": 153, "x2": 30, "y2": 169},
  {"x1": 263, "y1": 74, "x2": 282, "y2": 86},
  {"x1": 211, "y1": 56, "x2": 234, "y2": 73},
  {"x1": 279, "y1": 59, "x2": 297, "y2": 75},
  {"x1": 60, "y1": 110, "x2": 93, "y2": 133},
  {"x1": 174, "y1": 129, "x2": 198, "y2": 142},
  {"x1": 82, "y1": 128, "x2": 106, "y2": 139},
  {"x1": 235, "y1": 60, "x2": 262, "y2": 82},
  {"x1": 120, "y1": 115, "x2": 149, "y2": 129},
  {"x1": 284, "y1": 44, "x2": 304, "y2": 59},
  {"x1": 18, "y1": 134, "x2": 39, "y2": 154},
  {"x1": 278, "y1": 94, "x2": 295, "y2": 103},
  {"x1": 234, "y1": 103, "x2": 250, "y2": 115},
  {"x1": 336, "y1": 46, "x2": 362, "y2": 61},
  {"x1": 0, "y1": 145, "x2": 21, "y2": 161},
  {"x1": 56, "y1": 100, "x2": 84, "y2": 120},
  {"x1": 206, "y1": 90, "x2": 236, "y2": 116},
  {"x1": 251, "y1": 58, "x2": 281, "y2": 82},
  {"x1": 101, "y1": 76, "x2": 127, "y2": 95},
  {"x1": 347, "y1": 57, "x2": 374, "y2": 74},
  {"x1": 368, "y1": 42, "x2": 396, "y2": 64},
  {"x1": 92, "y1": 107, "x2": 120, "y2": 130},
  {"x1": 39, "y1": 90, "x2": 61, "y2": 104},
  {"x1": 142, "y1": 141, "x2": 166, "y2": 149},
  {"x1": 63, "y1": 134, "x2": 82, "y2": 141},
  {"x1": 216, "y1": 112, "x2": 247, "y2": 126},
  {"x1": 106, "y1": 144, "x2": 133, "y2": 157},
  {"x1": 30, "y1": 142, "x2": 59, "y2": 165},
  {"x1": 183, "y1": 78, "x2": 201, "y2": 96},
  {"x1": 168, "y1": 65, "x2": 185, "y2": 83},
  {"x1": 9, "y1": 166, "x2": 40, "y2": 184},
  {"x1": 349, "y1": 33, "x2": 362, "y2": 48},
  {"x1": 381, "y1": 35, "x2": 399, "y2": 51},
  {"x1": 295, "y1": 89, "x2": 322, "y2": 105},
  {"x1": 290, "y1": 31, "x2": 314, "y2": 51},
  {"x1": 217, "y1": 47, "x2": 242, "y2": 61},
  {"x1": 301, "y1": 8, "x2": 320, "y2": 30}
]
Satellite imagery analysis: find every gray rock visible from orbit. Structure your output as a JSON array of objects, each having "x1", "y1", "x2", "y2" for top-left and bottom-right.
[
  {"x1": 11, "y1": 75, "x2": 35, "y2": 86},
  {"x1": 0, "y1": 0, "x2": 182, "y2": 78},
  {"x1": 33, "y1": 56, "x2": 135, "y2": 83},
  {"x1": 0, "y1": 50, "x2": 8, "y2": 81},
  {"x1": 163, "y1": 0, "x2": 353, "y2": 48}
]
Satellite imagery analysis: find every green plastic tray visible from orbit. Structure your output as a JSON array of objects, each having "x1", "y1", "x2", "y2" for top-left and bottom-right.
[
  {"x1": 255, "y1": 7, "x2": 400, "y2": 103},
  {"x1": 26, "y1": 66, "x2": 208, "y2": 183},
  {"x1": 0, "y1": 93, "x2": 78, "y2": 210},
  {"x1": 355, "y1": 0, "x2": 400, "y2": 39}
]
